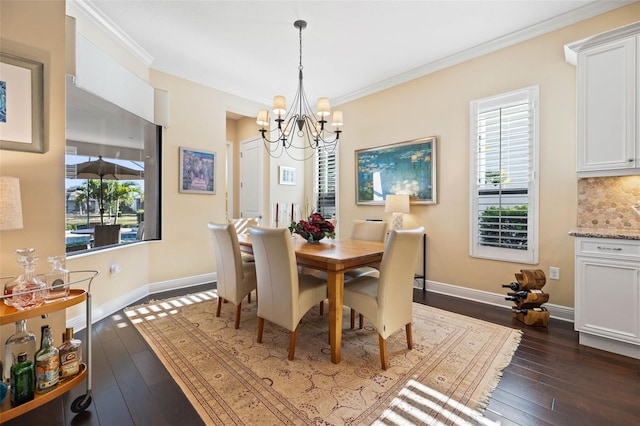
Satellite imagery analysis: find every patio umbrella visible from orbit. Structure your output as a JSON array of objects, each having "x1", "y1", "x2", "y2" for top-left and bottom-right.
[{"x1": 74, "y1": 156, "x2": 144, "y2": 225}]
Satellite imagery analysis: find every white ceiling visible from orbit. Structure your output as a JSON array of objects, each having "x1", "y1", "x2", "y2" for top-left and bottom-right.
[{"x1": 71, "y1": 0, "x2": 635, "y2": 111}]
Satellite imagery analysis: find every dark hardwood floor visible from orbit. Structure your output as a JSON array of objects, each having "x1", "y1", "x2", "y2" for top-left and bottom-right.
[{"x1": 3, "y1": 284, "x2": 639, "y2": 425}]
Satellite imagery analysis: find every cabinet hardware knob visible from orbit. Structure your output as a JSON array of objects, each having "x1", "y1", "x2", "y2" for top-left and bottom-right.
[
  {"x1": 596, "y1": 246, "x2": 622, "y2": 251},
  {"x1": 628, "y1": 159, "x2": 634, "y2": 162}
]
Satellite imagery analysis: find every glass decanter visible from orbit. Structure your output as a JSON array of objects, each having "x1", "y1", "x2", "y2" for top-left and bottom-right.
[
  {"x1": 9, "y1": 249, "x2": 46, "y2": 311},
  {"x1": 3, "y1": 248, "x2": 34, "y2": 306},
  {"x1": 45, "y1": 255, "x2": 70, "y2": 301}
]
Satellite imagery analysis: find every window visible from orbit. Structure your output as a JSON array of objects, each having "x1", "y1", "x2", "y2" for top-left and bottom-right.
[
  {"x1": 314, "y1": 145, "x2": 337, "y2": 219},
  {"x1": 469, "y1": 86, "x2": 539, "y2": 264},
  {"x1": 65, "y1": 82, "x2": 161, "y2": 253}
]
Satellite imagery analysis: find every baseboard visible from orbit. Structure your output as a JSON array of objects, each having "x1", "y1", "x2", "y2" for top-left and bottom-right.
[
  {"x1": 69, "y1": 273, "x2": 572, "y2": 331},
  {"x1": 67, "y1": 272, "x2": 216, "y2": 331},
  {"x1": 415, "y1": 279, "x2": 574, "y2": 323}
]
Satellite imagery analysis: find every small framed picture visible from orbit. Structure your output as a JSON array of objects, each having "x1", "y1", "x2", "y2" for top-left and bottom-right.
[
  {"x1": 179, "y1": 147, "x2": 215, "y2": 194},
  {"x1": 279, "y1": 166, "x2": 296, "y2": 185}
]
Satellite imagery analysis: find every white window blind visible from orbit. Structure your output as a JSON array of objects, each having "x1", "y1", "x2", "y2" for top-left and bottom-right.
[
  {"x1": 469, "y1": 86, "x2": 539, "y2": 264},
  {"x1": 315, "y1": 145, "x2": 336, "y2": 219}
]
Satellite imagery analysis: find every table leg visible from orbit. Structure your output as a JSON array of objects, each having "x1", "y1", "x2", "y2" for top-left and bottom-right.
[{"x1": 327, "y1": 271, "x2": 344, "y2": 364}]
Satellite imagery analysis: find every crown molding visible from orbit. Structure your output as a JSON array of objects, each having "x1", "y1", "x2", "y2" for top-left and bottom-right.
[
  {"x1": 68, "y1": 0, "x2": 154, "y2": 67},
  {"x1": 334, "y1": 0, "x2": 635, "y2": 106}
]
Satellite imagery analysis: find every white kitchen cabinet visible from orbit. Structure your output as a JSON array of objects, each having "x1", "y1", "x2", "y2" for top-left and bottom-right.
[
  {"x1": 565, "y1": 22, "x2": 640, "y2": 177},
  {"x1": 574, "y1": 237, "x2": 640, "y2": 359}
]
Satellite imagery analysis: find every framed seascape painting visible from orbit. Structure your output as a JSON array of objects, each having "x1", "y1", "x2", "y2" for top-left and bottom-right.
[
  {"x1": 179, "y1": 147, "x2": 215, "y2": 194},
  {"x1": 0, "y1": 53, "x2": 44, "y2": 153},
  {"x1": 355, "y1": 136, "x2": 437, "y2": 205}
]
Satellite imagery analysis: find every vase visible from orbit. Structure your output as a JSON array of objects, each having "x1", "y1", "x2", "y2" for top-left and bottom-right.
[{"x1": 297, "y1": 232, "x2": 324, "y2": 244}]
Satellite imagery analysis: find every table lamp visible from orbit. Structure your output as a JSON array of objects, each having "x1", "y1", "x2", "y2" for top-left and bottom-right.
[
  {"x1": 385, "y1": 194, "x2": 410, "y2": 230},
  {"x1": 0, "y1": 176, "x2": 24, "y2": 231}
]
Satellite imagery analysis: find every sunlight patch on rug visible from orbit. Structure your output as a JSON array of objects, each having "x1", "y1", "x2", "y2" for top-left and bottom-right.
[{"x1": 124, "y1": 291, "x2": 520, "y2": 425}]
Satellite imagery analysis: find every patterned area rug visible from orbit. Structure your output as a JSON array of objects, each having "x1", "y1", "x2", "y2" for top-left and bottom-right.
[{"x1": 125, "y1": 291, "x2": 521, "y2": 425}]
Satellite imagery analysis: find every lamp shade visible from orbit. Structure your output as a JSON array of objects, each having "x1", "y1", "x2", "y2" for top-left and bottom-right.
[
  {"x1": 0, "y1": 176, "x2": 24, "y2": 231},
  {"x1": 384, "y1": 194, "x2": 410, "y2": 213}
]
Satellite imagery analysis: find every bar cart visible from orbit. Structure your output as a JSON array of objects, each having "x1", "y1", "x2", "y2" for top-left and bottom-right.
[{"x1": 0, "y1": 270, "x2": 99, "y2": 423}]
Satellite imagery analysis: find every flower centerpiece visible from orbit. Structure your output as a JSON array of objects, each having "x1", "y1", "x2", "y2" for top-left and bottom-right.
[{"x1": 289, "y1": 213, "x2": 335, "y2": 243}]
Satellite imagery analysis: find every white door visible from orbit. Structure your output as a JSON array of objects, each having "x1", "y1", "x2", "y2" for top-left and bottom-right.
[{"x1": 240, "y1": 138, "x2": 262, "y2": 220}]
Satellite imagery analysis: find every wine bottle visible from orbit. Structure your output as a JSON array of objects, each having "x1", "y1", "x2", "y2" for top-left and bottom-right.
[
  {"x1": 10, "y1": 352, "x2": 34, "y2": 407},
  {"x1": 35, "y1": 325, "x2": 59, "y2": 393},
  {"x1": 501, "y1": 282, "x2": 520, "y2": 291},
  {"x1": 58, "y1": 327, "x2": 82, "y2": 381},
  {"x1": 512, "y1": 307, "x2": 548, "y2": 315},
  {"x1": 507, "y1": 289, "x2": 544, "y2": 298}
]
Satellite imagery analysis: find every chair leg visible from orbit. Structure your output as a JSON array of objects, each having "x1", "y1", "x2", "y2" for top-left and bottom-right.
[
  {"x1": 359, "y1": 314, "x2": 364, "y2": 329},
  {"x1": 379, "y1": 334, "x2": 388, "y2": 370},
  {"x1": 257, "y1": 317, "x2": 265, "y2": 343},
  {"x1": 288, "y1": 329, "x2": 297, "y2": 361},
  {"x1": 406, "y1": 323, "x2": 413, "y2": 349},
  {"x1": 216, "y1": 297, "x2": 223, "y2": 317},
  {"x1": 234, "y1": 303, "x2": 242, "y2": 329},
  {"x1": 319, "y1": 300, "x2": 324, "y2": 315},
  {"x1": 350, "y1": 308, "x2": 355, "y2": 329}
]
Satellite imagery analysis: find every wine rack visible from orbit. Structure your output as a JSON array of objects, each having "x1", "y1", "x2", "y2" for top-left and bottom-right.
[{"x1": 502, "y1": 269, "x2": 550, "y2": 326}]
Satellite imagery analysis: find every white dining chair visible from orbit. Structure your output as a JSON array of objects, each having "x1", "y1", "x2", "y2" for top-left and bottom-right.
[
  {"x1": 342, "y1": 227, "x2": 424, "y2": 370},
  {"x1": 207, "y1": 222, "x2": 258, "y2": 329},
  {"x1": 249, "y1": 226, "x2": 328, "y2": 360},
  {"x1": 319, "y1": 220, "x2": 388, "y2": 329}
]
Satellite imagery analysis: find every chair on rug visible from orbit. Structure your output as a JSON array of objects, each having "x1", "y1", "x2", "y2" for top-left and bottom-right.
[
  {"x1": 343, "y1": 227, "x2": 424, "y2": 370},
  {"x1": 318, "y1": 219, "x2": 388, "y2": 329},
  {"x1": 93, "y1": 224, "x2": 121, "y2": 247},
  {"x1": 207, "y1": 222, "x2": 258, "y2": 329},
  {"x1": 249, "y1": 226, "x2": 328, "y2": 361},
  {"x1": 228, "y1": 218, "x2": 259, "y2": 263}
]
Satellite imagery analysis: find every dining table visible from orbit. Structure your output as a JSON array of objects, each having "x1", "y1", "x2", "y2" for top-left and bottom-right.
[{"x1": 237, "y1": 234, "x2": 385, "y2": 364}]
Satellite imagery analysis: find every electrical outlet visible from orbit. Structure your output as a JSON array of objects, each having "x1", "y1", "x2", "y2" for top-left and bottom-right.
[{"x1": 549, "y1": 267, "x2": 560, "y2": 280}]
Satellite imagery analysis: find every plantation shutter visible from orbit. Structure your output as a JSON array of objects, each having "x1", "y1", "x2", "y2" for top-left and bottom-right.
[
  {"x1": 316, "y1": 145, "x2": 336, "y2": 218},
  {"x1": 470, "y1": 86, "x2": 538, "y2": 264}
]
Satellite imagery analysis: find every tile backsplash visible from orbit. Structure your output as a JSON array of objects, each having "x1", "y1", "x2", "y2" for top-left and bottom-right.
[{"x1": 577, "y1": 176, "x2": 640, "y2": 229}]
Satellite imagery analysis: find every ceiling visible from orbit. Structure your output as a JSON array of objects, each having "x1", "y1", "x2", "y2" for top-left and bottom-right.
[{"x1": 70, "y1": 0, "x2": 634, "y2": 112}]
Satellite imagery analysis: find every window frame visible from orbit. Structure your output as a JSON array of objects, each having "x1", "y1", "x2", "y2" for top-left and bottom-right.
[
  {"x1": 469, "y1": 86, "x2": 539, "y2": 264},
  {"x1": 314, "y1": 144, "x2": 338, "y2": 220}
]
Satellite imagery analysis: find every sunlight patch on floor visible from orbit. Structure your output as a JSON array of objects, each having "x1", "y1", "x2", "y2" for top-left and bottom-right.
[
  {"x1": 375, "y1": 379, "x2": 500, "y2": 426},
  {"x1": 124, "y1": 292, "x2": 218, "y2": 325}
]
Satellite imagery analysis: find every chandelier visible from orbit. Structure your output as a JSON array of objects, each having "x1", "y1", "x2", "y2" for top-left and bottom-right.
[{"x1": 257, "y1": 20, "x2": 343, "y2": 160}]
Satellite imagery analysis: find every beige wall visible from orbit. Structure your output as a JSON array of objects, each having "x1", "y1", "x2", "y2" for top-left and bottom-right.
[
  {"x1": 0, "y1": 0, "x2": 67, "y2": 343},
  {"x1": 336, "y1": 4, "x2": 639, "y2": 308}
]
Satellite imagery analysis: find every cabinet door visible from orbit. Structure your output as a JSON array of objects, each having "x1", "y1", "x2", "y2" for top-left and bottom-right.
[
  {"x1": 577, "y1": 36, "x2": 636, "y2": 172},
  {"x1": 575, "y1": 256, "x2": 640, "y2": 344}
]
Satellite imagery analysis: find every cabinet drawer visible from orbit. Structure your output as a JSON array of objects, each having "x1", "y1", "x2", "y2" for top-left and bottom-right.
[{"x1": 576, "y1": 238, "x2": 640, "y2": 259}]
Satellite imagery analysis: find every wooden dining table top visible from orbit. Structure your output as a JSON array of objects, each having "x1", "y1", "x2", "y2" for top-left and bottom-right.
[{"x1": 237, "y1": 233, "x2": 385, "y2": 363}]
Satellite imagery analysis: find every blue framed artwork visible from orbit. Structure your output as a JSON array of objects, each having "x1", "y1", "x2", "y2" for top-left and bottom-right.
[
  {"x1": 355, "y1": 136, "x2": 437, "y2": 205},
  {"x1": 179, "y1": 147, "x2": 216, "y2": 194},
  {"x1": 0, "y1": 53, "x2": 44, "y2": 153}
]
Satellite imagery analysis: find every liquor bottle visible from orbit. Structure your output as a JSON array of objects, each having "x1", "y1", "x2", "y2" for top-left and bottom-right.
[
  {"x1": 34, "y1": 325, "x2": 59, "y2": 393},
  {"x1": 501, "y1": 282, "x2": 520, "y2": 291},
  {"x1": 10, "y1": 352, "x2": 34, "y2": 407},
  {"x1": 3, "y1": 320, "x2": 37, "y2": 384},
  {"x1": 58, "y1": 328, "x2": 82, "y2": 381},
  {"x1": 9, "y1": 249, "x2": 47, "y2": 311},
  {"x1": 45, "y1": 255, "x2": 70, "y2": 301}
]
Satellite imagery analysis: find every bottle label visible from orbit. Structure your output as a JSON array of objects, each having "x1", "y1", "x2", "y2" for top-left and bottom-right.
[
  {"x1": 60, "y1": 351, "x2": 80, "y2": 378},
  {"x1": 35, "y1": 355, "x2": 60, "y2": 391}
]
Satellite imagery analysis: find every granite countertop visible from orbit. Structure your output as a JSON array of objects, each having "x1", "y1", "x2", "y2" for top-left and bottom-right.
[{"x1": 568, "y1": 228, "x2": 640, "y2": 240}]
